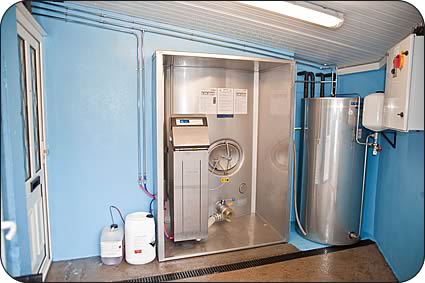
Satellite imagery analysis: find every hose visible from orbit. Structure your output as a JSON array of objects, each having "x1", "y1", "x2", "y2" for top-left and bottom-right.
[
  {"x1": 209, "y1": 182, "x2": 225, "y2": 191},
  {"x1": 208, "y1": 213, "x2": 226, "y2": 227},
  {"x1": 292, "y1": 140, "x2": 307, "y2": 236},
  {"x1": 163, "y1": 200, "x2": 174, "y2": 240}
]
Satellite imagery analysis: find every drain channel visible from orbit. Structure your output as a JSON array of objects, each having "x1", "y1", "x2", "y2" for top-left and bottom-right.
[{"x1": 121, "y1": 240, "x2": 374, "y2": 282}]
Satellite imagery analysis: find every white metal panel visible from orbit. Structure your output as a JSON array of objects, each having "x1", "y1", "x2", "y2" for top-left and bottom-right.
[
  {"x1": 383, "y1": 35, "x2": 414, "y2": 131},
  {"x1": 383, "y1": 34, "x2": 424, "y2": 132},
  {"x1": 407, "y1": 36, "x2": 424, "y2": 131},
  {"x1": 71, "y1": 1, "x2": 423, "y2": 67}
]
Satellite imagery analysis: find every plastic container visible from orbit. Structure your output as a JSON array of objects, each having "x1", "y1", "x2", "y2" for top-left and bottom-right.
[
  {"x1": 363, "y1": 92, "x2": 387, "y2": 132},
  {"x1": 125, "y1": 212, "x2": 156, "y2": 264},
  {"x1": 100, "y1": 224, "x2": 124, "y2": 265}
]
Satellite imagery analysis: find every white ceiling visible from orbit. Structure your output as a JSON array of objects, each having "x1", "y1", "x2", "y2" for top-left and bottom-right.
[{"x1": 72, "y1": 1, "x2": 423, "y2": 68}]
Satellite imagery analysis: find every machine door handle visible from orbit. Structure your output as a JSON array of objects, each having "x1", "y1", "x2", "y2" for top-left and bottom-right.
[{"x1": 397, "y1": 112, "x2": 404, "y2": 118}]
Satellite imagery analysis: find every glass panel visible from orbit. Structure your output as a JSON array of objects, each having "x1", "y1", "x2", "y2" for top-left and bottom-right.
[
  {"x1": 18, "y1": 37, "x2": 31, "y2": 179},
  {"x1": 30, "y1": 46, "x2": 41, "y2": 172}
]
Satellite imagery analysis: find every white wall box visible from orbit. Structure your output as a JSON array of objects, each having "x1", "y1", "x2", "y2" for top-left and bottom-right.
[
  {"x1": 363, "y1": 92, "x2": 386, "y2": 132},
  {"x1": 383, "y1": 34, "x2": 424, "y2": 132}
]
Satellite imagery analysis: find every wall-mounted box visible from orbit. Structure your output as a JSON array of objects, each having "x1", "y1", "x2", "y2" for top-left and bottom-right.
[
  {"x1": 363, "y1": 92, "x2": 386, "y2": 132},
  {"x1": 383, "y1": 34, "x2": 424, "y2": 132}
]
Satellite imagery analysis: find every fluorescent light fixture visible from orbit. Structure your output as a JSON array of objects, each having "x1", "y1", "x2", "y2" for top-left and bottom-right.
[{"x1": 238, "y1": 1, "x2": 344, "y2": 29}]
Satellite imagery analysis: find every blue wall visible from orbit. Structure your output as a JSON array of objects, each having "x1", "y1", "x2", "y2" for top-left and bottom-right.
[
  {"x1": 0, "y1": 6, "x2": 32, "y2": 276},
  {"x1": 374, "y1": 132, "x2": 424, "y2": 281},
  {"x1": 37, "y1": 17, "x2": 141, "y2": 261},
  {"x1": 336, "y1": 69, "x2": 386, "y2": 238},
  {"x1": 32, "y1": 6, "x2": 298, "y2": 261},
  {"x1": 4, "y1": 3, "x2": 422, "y2": 280},
  {"x1": 338, "y1": 69, "x2": 424, "y2": 280}
]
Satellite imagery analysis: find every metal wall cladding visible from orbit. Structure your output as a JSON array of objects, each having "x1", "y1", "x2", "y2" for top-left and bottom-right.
[
  {"x1": 73, "y1": 1, "x2": 423, "y2": 67},
  {"x1": 256, "y1": 64, "x2": 293, "y2": 238},
  {"x1": 164, "y1": 59, "x2": 254, "y2": 218},
  {"x1": 299, "y1": 98, "x2": 364, "y2": 245}
]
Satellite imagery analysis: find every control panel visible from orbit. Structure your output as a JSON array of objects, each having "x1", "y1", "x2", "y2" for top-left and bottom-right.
[
  {"x1": 171, "y1": 116, "x2": 209, "y2": 149},
  {"x1": 383, "y1": 34, "x2": 424, "y2": 131}
]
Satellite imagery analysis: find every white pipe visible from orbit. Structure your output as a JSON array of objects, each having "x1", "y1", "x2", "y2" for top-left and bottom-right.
[
  {"x1": 33, "y1": 2, "x2": 334, "y2": 70},
  {"x1": 346, "y1": 94, "x2": 373, "y2": 146},
  {"x1": 33, "y1": 6, "x2": 150, "y2": 185},
  {"x1": 141, "y1": 30, "x2": 147, "y2": 182},
  {"x1": 292, "y1": 140, "x2": 307, "y2": 236},
  {"x1": 354, "y1": 96, "x2": 368, "y2": 146},
  {"x1": 356, "y1": 133, "x2": 374, "y2": 238}
]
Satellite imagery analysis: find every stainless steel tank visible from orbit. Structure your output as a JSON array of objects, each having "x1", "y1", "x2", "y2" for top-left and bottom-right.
[{"x1": 299, "y1": 97, "x2": 364, "y2": 245}]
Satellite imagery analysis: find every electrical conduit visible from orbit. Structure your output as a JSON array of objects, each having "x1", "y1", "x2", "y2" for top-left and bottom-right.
[
  {"x1": 32, "y1": 4, "x2": 156, "y2": 199},
  {"x1": 32, "y1": 2, "x2": 334, "y2": 68}
]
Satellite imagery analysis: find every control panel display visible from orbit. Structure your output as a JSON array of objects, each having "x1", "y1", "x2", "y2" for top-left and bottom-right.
[{"x1": 176, "y1": 118, "x2": 204, "y2": 126}]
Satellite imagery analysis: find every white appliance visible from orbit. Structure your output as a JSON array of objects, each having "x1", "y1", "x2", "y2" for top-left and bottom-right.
[
  {"x1": 125, "y1": 212, "x2": 156, "y2": 264},
  {"x1": 169, "y1": 116, "x2": 209, "y2": 242},
  {"x1": 363, "y1": 92, "x2": 387, "y2": 132}
]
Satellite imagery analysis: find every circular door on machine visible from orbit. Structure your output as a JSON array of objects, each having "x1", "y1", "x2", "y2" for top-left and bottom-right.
[{"x1": 208, "y1": 139, "x2": 243, "y2": 176}]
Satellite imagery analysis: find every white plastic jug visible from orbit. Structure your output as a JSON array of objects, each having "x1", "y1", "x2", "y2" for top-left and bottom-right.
[
  {"x1": 100, "y1": 224, "x2": 124, "y2": 265},
  {"x1": 125, "y1": 212, "x2": 156, "y2": 264}
]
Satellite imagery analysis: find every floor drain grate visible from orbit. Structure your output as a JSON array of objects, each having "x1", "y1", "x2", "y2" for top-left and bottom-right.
[{"x1": 121, "y1": 240, "x2": 374, "y2": 282}]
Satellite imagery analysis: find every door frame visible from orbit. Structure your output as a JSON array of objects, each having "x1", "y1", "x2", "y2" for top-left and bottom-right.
[{"x1": 16, "y1": 3, "x2": 52, "y2": 280}]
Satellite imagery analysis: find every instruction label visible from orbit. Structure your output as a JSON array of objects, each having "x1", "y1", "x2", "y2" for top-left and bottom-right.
[
  {"x1": 234, "y1": 89, "x2": 248, "y2": 114},
  {"x1": 101, "y1": 240, "x2": 122, "y2": 258},
  {"x1": 199, "y1": 88, "x2": 217, "y2": 114},
  {"x1": 217, "y1": 88, "x2": 234, "y2": 114}
]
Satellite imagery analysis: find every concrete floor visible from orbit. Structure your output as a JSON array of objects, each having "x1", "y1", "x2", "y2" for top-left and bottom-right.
[
  {"x1": 46, "y1": 243, "x2": 397, "y2": 282},
  {"x1": 46, "y1": 243, "x2": 297, "y2": 282},
  {"x1": 176, "y1": 245, "x2": 397, "y2": 282}
]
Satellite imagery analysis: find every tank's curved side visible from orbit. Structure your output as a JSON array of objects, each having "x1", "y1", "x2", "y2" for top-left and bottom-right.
[{"x1": 299, "y1": 98, "x2": 364, "y2": 245}]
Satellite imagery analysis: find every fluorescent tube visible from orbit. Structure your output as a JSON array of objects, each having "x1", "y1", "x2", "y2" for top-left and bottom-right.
[{"x1": 239, "y1": 1, "x2": 344, "y2": 29}]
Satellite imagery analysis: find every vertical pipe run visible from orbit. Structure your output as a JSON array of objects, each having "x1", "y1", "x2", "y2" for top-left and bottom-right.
[
  {"x1": 141, "y1": 30, "x2": 148, "y2": 184},
  {"x1": 323, "y1": 73, "x2": 334, "y2": 97},
  {"x1": 315, "y1": 73, "x2": 326, "y2": 97},
  {"x1": 292, "y1": 141, "x2": 307, "y2": 236},
  {"x1": 296, "y1": 71, "x2": 309, "y2": 98},
  {"x1": 136, "y1": 31, "x2": 142, "y2": 181},
  {"x1": 357, "y1": 134, "x2": 374, "y2": 238},
  {"x1": 307, "y1": 72, "x2": 315, "y2": 98},
  {"x1": 31, "y1": 7, "x2": 156, "y2": 196}
]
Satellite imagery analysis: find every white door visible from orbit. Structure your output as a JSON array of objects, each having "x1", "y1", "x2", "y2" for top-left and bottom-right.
[{"x1": 16, "y1": 9, "x2": 51, "y2": 276}]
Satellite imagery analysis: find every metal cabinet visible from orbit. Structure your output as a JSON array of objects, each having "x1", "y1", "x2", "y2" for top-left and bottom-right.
[{"x1": 383, "y1": 34, "x2": 424, "y2": 132}]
